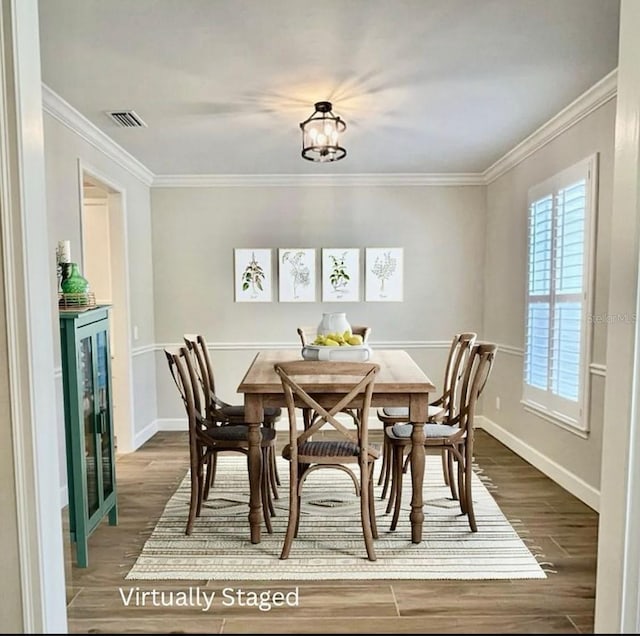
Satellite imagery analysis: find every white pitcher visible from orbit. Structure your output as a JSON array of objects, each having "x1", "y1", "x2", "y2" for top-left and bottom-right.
[{"x1": 317, "y1": 312, "x2": 351, "y2": 336}]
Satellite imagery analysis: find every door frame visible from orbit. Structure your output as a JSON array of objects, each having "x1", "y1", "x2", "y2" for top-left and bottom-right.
[
  {"x1": 78, "y1": 160, "x2": 135, "y2": 453},
  {"x1": 0, "y1": 0, "x2": 67, "y2": 631}
]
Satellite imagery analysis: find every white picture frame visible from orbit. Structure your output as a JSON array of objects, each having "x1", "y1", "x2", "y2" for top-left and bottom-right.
[
  {"x1": 234, "y1": 248, "x2": 272, "y2": 302},
  {"x1": 365, "y1": 247, "x2": 403, "y2": 302},
  {"x1": 322, "y1": 248, "x2": 360, "y2": 302},
  {"x1": 278, "y1": 248, "x2": 316, "y2": 302}
]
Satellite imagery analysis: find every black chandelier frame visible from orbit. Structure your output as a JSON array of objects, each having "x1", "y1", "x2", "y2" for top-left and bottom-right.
[{"x1": 299, "y1": 101, "x2": 347, "y2": 162}]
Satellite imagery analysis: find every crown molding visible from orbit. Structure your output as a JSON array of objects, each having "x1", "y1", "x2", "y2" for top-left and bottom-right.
[
  {"x1": 42, "y1": 68, "x2": 616, "y2": 190},
  {"x1": 41, "y1": 83, "x2": 154, "y2": 186},
  {"x1": 151, "y1": 172, "x2": 485, "y2": 188},
  {"x1": 483, "y1": 69, "x2": 617, "y2": 184}
]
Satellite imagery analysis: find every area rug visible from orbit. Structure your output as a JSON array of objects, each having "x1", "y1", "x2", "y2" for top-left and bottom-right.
[{"x1": 125, "y1": 455, "x2": 546, "y2": 580}]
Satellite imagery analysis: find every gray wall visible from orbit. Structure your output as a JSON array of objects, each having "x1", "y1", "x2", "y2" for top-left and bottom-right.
[
  {"x1": 43, "y1": 86, "x2": 616, "y2": 510},
  {"x1": 43, "y1": 113, "x2": 159, "y2": 484},
  {"x1": 482, "y1": 98, "x2": 616, "y2": 501},
  {"x1": 151, "y1": 184, "x2": 487, "y2": 420}
]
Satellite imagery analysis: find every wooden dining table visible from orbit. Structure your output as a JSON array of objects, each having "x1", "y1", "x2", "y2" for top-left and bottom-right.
[{"x1": 237, "y1": 349, "x2": 436, "y2": 545}]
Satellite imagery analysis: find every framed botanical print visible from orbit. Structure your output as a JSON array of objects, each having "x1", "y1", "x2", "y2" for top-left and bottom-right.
[
  {"x1": 278, "y1": 248, "x2": 316, "y2": 302},
  {"x1": 234, "y1": 248, "x2": 272, "y2": 302},
  {"x1": 365, "y1": 247, "x2": 403, "y2": 301},
  {"x1": 321, "y1": 248, "x2": 360, "y2": 302}
]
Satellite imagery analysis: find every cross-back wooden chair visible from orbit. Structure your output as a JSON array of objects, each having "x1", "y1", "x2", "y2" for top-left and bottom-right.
[
  {"x1": 296, "y1": 325, "x2": 372, "y2": 430},
  {"x1": 164, "y1": 345, "x2": 276, "y2": 535},
  {"x1": 184, "y1": 333, "x2": 282, "y2": 427},
  {"x1": 385, "y1": 342, "x2": 497, "y2": 532},
  {"x1": 183, "y1": 333, "x2": 282, "y2": 495},
  {"x1": 377, "y1": 331, "x2": 477, "y2": 503},
  {"x1": 274, "y1": 360, "x2": 380, "y2": 561}
]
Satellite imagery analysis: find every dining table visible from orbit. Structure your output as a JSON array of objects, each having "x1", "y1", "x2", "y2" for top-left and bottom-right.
[{"x1": 237, "y1": 348, "x2": 436, "y2": 545}]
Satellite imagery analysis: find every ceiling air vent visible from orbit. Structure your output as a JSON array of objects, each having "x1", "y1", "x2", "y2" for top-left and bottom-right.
[{"x1": 105, "y1": 110, "x2": 147, "y2": 128}]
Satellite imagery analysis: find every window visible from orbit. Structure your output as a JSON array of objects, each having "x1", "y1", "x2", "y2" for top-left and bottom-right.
[{"x1": 523, "y1": 155, "x2": 597, "y2": 433}]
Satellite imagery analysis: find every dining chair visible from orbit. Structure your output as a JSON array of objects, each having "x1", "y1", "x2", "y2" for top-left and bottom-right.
[
  {"x1": 274, "y1": 360, "x2": 381, "y2": 561},
  {"x1": 385, "y1": 342, "x2": 497, "y2": 533},
  {"x1": 376, "y1": 331, "x2": 477, "y2": 503},
  {"x1": 184, "y1": 333, "x2": 282, "y2": 427},
  {"x1": 296, "y1": 325, "x2": 372, "y2": 430},
  {"x1": 165, "y1": 346, "x2": 276, "y2": 535},
  {"x1": 183, "y1": 333, "x2": 282, "y2": 495}
]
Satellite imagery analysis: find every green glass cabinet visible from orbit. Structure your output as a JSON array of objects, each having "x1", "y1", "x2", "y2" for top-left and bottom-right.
[{"x1": 60, "y1": 305, "x2": 117, "y2": 567}]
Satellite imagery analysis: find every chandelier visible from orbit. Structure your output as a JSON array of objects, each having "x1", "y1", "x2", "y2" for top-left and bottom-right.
[{"x1": 299, "y1": 101, "x2": 347, "y2": 162}]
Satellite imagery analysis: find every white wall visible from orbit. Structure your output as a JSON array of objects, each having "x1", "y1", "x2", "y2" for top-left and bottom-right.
[
  {"x1": 481, "y1": 98, "x2": 616, "y2": 507},
  {"x1": 42, "y1": 111, "x2": 159, "y2": 482},
  {"x1": 151, "y1": 184, "x2": 486, "y2": 421}
]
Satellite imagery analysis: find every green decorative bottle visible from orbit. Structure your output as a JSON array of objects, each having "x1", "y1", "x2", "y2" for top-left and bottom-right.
[{"x1": 61, "y1": 262, "x2": 89, "y2": 294}]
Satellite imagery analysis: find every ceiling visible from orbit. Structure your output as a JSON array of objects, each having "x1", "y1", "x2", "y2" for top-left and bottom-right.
[{"x1": 37, "y1": 0, "x2": 620, "y2": 176}]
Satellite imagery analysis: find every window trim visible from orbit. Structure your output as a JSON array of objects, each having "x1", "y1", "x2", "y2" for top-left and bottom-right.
[{"x1": 522, "y1": 153, "x2": 598, "y2": 435}]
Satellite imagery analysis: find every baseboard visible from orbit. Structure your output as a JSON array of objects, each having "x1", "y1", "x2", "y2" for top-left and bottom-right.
[
  {"x1": 154, "y1": 414, "x2": 599, "y2": 511},
  {"x1": 156, "y1": 418, "x2": 188, "y2": 431},
  {"x1": 133, "y1": 419, "x2": 160, "y2": 449},
  {"x1": 476, "y1": 415, "x2": 600, "y2": 512},
  {"x1": 157, "y1": 415, "x2": 383, "y2": 433}
]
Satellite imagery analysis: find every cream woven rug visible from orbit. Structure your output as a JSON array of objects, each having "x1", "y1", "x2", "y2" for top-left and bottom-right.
[{"x1": 126, "y1": 454, "x2": 546, "y2": 580}]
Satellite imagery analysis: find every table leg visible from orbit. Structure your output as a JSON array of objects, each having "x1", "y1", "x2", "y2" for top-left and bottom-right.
[
  {"x1": 409, "y1": 421, "x2": 425, "y2": 543},
  {"x1": 245, "y1": 395, "x2": 263, "y2": 544}
]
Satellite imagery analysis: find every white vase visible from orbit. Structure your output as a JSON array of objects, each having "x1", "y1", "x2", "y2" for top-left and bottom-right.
[{"x1": 317, "y1": 312, "x2": 351, "y2": 336}]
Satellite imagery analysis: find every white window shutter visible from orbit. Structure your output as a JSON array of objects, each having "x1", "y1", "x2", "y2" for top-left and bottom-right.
[{"x1": 523, "y1": 155, "x2": 597, "y2": 432}]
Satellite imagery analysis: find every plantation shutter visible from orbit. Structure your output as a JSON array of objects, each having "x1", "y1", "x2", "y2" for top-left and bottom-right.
[
  {"x1": 523, "y1": 156, "x2": 596, "y2": 430},
  {"x1": 552, "y1": 181, "x2": 585, "y2": 401}
]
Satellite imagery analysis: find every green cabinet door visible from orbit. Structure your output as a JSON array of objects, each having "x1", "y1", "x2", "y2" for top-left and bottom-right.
[{"x1": 60, "y1": 306, "x2": 118, "y2": 568}]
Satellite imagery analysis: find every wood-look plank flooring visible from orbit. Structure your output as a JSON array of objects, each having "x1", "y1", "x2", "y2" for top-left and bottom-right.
[{"x1": 63, "y1": 430, "x2": 598, "y2": 633}]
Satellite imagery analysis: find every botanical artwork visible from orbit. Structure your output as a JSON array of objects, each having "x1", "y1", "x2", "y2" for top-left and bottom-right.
[
  {"x1": 321, "y1": 248, "x2": 360, "y2": 302},
  {"x1": 365, "y1": 247, "x2": 403, "y2": 301},
  {"x1": 278, "y1": 249, "x2": 316, "y2": 302},
  {"x1": 234, "y1": 249, "x2": 272, "y2": 302}
]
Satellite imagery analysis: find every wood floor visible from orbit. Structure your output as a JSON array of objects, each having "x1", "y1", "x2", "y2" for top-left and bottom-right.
[{"x1": 63, "y1": 430, "x2": 598, "y2": 633}]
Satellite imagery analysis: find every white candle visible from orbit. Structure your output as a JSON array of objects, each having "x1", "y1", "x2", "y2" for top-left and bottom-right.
[{"x1": 57, "y1": 240, "x2": 71, "y2": 263}]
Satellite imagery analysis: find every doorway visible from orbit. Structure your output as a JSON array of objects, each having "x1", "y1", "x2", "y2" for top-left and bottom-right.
[{"x1": 79, "y1": 164, "x2": 135, "y2": 453}]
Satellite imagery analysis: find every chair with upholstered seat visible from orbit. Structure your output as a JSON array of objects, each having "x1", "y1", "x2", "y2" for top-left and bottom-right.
[
  {"x1": 165, "y1": 346, "x2": 276, "y2": 535},
  {"x1": 376, "y1": 332, "x2": 477, "y2": 503},
  {"x1": 183, "y1": 333, "x2": 282, "y2": 496},
  {"x1": 184, "y1": 333, "x2": 282, "y2": 427},
  {"x1": 385, "y1": 342, "x2": 497, "y2": 532},
  {"x1": 274, "y1": 360, "x2": 380, "y2": 561}
]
